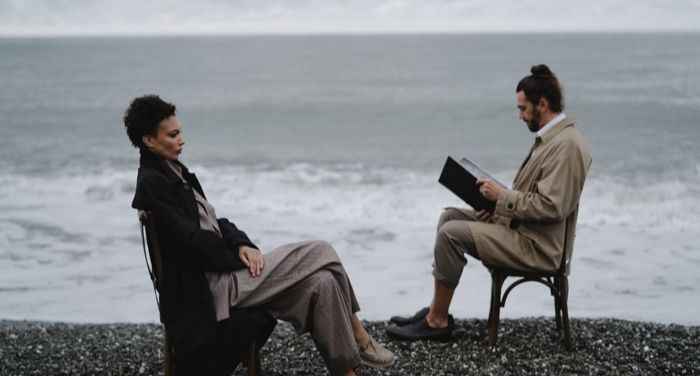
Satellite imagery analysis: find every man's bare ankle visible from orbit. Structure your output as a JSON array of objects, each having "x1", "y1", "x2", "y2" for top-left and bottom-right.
[{"x1": 426, "y1": 312, "x2": 449, "y2": 328}]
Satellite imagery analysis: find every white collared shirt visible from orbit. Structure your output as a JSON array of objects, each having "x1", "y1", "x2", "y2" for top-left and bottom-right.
[{"x1": 537, "y1": 113, "x2": 566, "y2": 138}]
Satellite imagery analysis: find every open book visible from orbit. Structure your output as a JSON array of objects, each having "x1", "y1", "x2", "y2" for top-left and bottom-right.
[{"x1": 438, "y1": 156, "x2": 507, "y2": 212}]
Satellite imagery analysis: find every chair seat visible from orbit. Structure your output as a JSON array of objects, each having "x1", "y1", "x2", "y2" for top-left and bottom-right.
[{"x1": 486, "y1": 264, "x2": 560, "y2": 278}]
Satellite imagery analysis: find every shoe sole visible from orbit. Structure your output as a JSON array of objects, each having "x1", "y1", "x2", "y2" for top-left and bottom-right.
[
  {"x1": 389, "y1": 318, "x2": 421, "y2": 326},
  {"x1": 386, "y1": 330, "x2": 453, "y2": 342},
  {"x1": 360, "y1": 357, "x2": 396, "y2": 368}
]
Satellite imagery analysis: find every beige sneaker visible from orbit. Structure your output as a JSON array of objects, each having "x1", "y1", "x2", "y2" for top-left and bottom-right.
[{"x1": 358, "y1": 336, "x2": 396, "y2": 368}]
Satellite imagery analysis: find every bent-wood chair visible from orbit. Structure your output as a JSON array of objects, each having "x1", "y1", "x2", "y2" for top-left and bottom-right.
[
  {"x1": 485, "y1": 215, "x2": 575, "y2": 351},
  {"x1": 138, "y1": 210, "x2": 275, "y2": 375}
]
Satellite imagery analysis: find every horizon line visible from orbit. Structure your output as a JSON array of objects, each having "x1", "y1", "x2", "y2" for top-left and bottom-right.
[{"x1": 2, "y1": 28, "x2": 699, "y2": 39}]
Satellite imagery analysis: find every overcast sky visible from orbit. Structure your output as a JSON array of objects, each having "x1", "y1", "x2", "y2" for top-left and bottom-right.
[{"x1": 1, "y1": 0, "x2": 699, "y2": 35}]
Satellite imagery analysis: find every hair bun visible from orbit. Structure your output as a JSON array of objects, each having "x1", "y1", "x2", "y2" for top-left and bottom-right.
[{"x1": 531, "y1": 64, "x2": 552, "y2": 77}]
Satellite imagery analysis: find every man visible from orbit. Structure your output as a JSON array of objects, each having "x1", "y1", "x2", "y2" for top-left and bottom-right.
[{"x1": 386, "y1": 64, "x2": 591, "y2": 340}]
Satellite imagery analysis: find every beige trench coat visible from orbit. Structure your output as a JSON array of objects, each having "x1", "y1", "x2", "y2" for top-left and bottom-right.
[{"x1": 469, "y1": 116, "x2": 592, "y2": 272}]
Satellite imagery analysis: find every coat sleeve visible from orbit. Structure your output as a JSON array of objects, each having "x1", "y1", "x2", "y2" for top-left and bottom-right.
[
  {"x1": 136, "y1": 172, "x2": 246, "y2": 272},
  {"x1": 494, "y1": 139, "x2": 589, "y2": 222},
  {"x1": 217, "y1": 217, "x2": 259, "y2": 251}
]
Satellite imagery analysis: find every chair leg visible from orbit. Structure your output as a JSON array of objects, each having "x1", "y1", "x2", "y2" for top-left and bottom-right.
[
  {"x1": 246, "y1": 341, "x2": 262, "y2": 376},
  {"x1": 560, "y1": 276, "x2": 573, "y2": 352},
  {"x1": 553, "y1": 276, "x2": 563, "y2": 330},
  {"x1": 488, "y1": 271, "x2": 505, "y2": 346},
  {"x1": 164, "y1": 329, "x2": 173, "y2": 376},
  {"x1": 487, "y1": 271, "x2": 495, "y2": 328}
]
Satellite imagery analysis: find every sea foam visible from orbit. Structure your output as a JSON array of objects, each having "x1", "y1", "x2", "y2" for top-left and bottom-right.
[{"x1": 0, "y1": 163, "x2": 698, "y2": 324}]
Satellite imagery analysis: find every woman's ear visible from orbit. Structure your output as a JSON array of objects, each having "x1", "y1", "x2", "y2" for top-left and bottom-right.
[{"x1": 142, "y1": 134, "x2": 155, "y2": 149}]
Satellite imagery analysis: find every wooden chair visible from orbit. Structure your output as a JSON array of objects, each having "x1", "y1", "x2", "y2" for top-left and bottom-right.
[
  {"x1": 485, "y1": 216, "x2": 574, "y2": 351},
  {"x1": 138, "y1": 210, "x2": 274, "y2": 375}
]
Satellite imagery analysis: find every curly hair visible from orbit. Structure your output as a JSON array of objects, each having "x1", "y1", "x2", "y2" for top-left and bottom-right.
[
  {"x1": 516, "y1": 64, "x2": 564, "y2": 113},
  {"x1": 123, "y1": 95, "x2": 177, "y2": 148}
]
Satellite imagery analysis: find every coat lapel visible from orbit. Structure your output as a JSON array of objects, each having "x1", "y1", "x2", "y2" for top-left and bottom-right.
[{"x1": 512, "y1": 116, "x2": 577, "y2": 189}]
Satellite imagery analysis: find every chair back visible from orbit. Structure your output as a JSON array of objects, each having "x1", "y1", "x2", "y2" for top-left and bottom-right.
[
  {"x1": 138, "y1": 210, "x2": 166, "y2": 322},
  {"x1": 558, "y1": 204, "x2": 579, "y2": 276}
]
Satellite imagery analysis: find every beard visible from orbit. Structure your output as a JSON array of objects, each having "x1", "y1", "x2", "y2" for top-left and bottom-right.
[{"x1": 526, "y1": 108, "x2": 542, "y2": 132}]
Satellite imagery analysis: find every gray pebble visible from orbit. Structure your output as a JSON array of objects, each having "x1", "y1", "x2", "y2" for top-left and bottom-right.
[{"x1": 1, "y1": 318, "x2": 699, "y2": 375}]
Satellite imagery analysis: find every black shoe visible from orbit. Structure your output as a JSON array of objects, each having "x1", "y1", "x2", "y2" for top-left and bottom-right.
[
  {"x1": 389, "y1": 307, "x2": 429, "y2": 326},
  {"x1": 385, "y1": 315, "x2": 454, "y2": 341}
]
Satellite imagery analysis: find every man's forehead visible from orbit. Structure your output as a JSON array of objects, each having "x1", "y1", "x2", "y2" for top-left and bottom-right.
[{"x1": 516, "y1": 92, "x2": 528, "y2": 106}]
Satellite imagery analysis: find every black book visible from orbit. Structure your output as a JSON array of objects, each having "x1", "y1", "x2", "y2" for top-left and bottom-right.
[{"x1": 438, "y1": 156, "x2": 506, "y2": 212}]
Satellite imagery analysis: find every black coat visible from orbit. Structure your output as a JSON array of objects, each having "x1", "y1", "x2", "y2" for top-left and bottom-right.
[{"x1": 131, "y1": 149, "x2": 256, "y2": 374}]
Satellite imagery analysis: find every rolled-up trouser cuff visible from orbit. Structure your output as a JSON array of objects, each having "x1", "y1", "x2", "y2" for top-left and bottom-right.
[
  {"x1": 433, "y1": 220, "x2": 477, "y2": 288},
  {"x1": 432, "y1": 267, "x2": 459, "y2": 289}
]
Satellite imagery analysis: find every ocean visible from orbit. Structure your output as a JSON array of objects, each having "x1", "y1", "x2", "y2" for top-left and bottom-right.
[{"x1": 0, "y1": 33, "x2": 698, "y2": 324}]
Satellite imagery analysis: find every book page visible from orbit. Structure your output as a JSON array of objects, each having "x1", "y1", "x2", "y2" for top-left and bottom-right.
[{"x1": 459, "y1": 157, "x2": 507, "y2": 188}]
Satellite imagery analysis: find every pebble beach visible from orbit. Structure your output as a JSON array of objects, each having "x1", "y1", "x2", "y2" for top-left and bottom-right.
[{"x1": 2, "y1": 318, "x2": 698, "y2": 375}]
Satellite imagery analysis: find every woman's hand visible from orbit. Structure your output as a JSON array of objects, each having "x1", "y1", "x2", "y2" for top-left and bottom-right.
[{"x1": 238, "y1": 245, "x2": 264, "y2": 277}]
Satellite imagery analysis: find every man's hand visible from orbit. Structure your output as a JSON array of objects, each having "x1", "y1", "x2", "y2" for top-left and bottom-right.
[
  {"x1": 476, "y1": 178, "x2": 500, "y2": 223},
  {"x1": 238, "y1": 245, "x2": 264, "y2": 277},
  {"x1": 475, "y1": 209, "x2": 495, "y2": 223},
  {"x1": 476, "y1": 178, "x2": 501, "y2": 202}
]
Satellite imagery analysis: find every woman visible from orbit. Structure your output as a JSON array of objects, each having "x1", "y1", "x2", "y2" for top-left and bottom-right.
[{"x1": 125, "y1": 95, "x2": 395, "y2": 375}]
